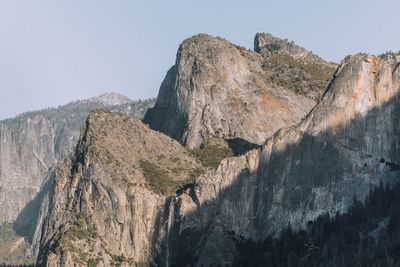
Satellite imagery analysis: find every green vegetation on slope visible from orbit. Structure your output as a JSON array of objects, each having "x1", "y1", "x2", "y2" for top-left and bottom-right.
[
  {"x1": 140, "y1": 159, "x2": 200, "y2": 196},
  {"x1": 188, "y1": 141, "x2": 234, "y2": 168},
  {"x1": 262, "y1": 54, "x2": 336, "y2": 99}
]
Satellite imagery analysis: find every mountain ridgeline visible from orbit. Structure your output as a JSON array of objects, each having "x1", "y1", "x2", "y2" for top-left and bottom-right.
[
  {"x1": 38, "y1": 33, "x2": 400, "y2": 266},
  {"x1": 1, "y1": 32, "x2": 400, "y2": 266},
  {"x1": 0, "y1": 93, "x2": 155, "y2": 265}
]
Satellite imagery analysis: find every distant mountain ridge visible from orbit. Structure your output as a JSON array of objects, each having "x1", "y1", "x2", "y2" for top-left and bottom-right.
[{"x1": 2, "y1": 31, "x2": 400, "y2": 266}]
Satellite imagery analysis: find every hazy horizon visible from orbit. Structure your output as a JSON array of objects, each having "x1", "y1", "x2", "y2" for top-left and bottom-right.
[{"x1": 1, "y1": 0, "x2": 399, "y2": 120}]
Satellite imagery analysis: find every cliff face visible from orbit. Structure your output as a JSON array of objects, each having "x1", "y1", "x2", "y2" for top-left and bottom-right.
[
  {"x1": 37, "y1": 33, "x2": 400, "y2": 267},
  {"x1": 37, "y1": 110, "x2": 202, "y2": 266},
  {"x1": 143, "y1": 34, "x2": 335, "y2": 148},
  {"x1": 0, "y1": 93, "x2": 154, "y2": 225},
  {"x1": 0, "y1": 93, "x2": 155, "y2": 262},
  {"x1": 162, "y1": 53, "x2": 400, "y2": 266}
]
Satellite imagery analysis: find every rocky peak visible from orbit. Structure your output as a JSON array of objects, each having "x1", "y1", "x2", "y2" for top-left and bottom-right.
[
  {"x1": 379, "y1": 51, "x2": 400, "y2": 66},
  {"x1": 37, "y1": 110, "x2": 203, "y2": 266},
  {"x1": 34, "y1": 33, "x2": 400, "y2": 267},
  {"x1": 254, "y1": 32, "x2": 332, "y2": 65},
  {"x1": 156, "y1": 51, "x2": 400, "y2": 266},
  {"x1": 143, "y1": 33, "x2": 318, "y2": 148},
  {"x1": 0, "y1": 96, "x2": 154, "y2": 264},
  {"x1": 89, "y1": 92, "x2": 133, "y2": 106}
]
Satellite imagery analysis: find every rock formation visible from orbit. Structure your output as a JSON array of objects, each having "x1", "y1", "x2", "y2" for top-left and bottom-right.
[
  {"x1": 143, "y1": 34, "x2": 336, "y2": 149},
  {"x1": 0, "y1": 93, "x2": 154, "y2": 263},
  {"x1": 161, "y1": 53, "x2": 400, "y2": 266},
  {"x1": 35, "y1": 33, "x2": 400, "y2": 266},
  {"x1": 37, "y1": 110, "x2": 202, "y2": 266}
]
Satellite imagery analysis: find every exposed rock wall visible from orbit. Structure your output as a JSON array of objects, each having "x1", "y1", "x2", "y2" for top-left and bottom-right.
[
  {"x1": 0, "y1": 94, "x2": 155, "y2": 261},
  {"x1": 0, "y1": 94, "x2": 153, "y2": 224},
  {"x1": 162, "y1": 53, "x2": 400, "y2": 266},
  {"x1": 36, "y1": 33, "x2": 400, "y2": 267},
  {"x1": 143, "y1": 34, "x2": 331, "y2": 148},
  {"x1": 37, "y1": 111, "x2": 202, "y2": 266}
]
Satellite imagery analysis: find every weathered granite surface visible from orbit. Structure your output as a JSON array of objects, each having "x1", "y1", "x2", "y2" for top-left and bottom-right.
[
  {"x1": 162, "y1": 53, "x2": 400, "y2": 266},
  {"x1": 144, "y1": 33, "x2": 335, "y2": 148},
  {"x1": 36, "y1": 33, "x2": 400, "y2": 267},
  {"x1": 37, "y1": 110, "x2": 202, "y2": 266},
  {"x1": 0, "y1": 93, "x2": 154, "y2": 260}
]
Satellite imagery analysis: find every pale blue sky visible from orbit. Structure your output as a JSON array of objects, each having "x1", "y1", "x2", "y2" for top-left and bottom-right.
[{"x1": 0, "y1": 0, "x2": 399, "y2": 119}]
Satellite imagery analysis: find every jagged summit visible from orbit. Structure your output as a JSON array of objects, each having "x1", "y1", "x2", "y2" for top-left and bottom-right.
[
  {"x1": 379, "y1": 51, "x2": 400, "y2": 65},
  {"x1": 33, "y1": 32, "x2": 400, "y2": 266},
  {"x1": 37, "y1": 110, "x2": 203, "y2": 266},
  {"x1": 143, "y1": 33, "x2": 330, "y2": 149},
  {"x1": 254, "y1": 32, "x2": 335, "y2": 65},
  {"x1": 89, "y1": 92, "x2": 132, "y2": 106}
]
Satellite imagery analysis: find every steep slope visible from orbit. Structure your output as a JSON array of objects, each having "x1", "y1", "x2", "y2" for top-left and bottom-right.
[
  {"x1": 0, "y1": 93, "x2": 154, "y2": 224},
  {"x1": 0, "y1": 94, "x2": 155, "y2": 262},
  {"x1": 143, "y1": 33, "x2": 335, "y2": 148},
  {"x1": 159, "y1": 54, "x2": 400, "y2": 266},
  {"x1": 255, "y1": 33, "x2": 337, "y2": 99},
  {"x1": 37, "y1": 110, "x2": 202, "y2": 266},
  {"x1": 36, "y1": 33, "x2": 400, "y2": 267}
]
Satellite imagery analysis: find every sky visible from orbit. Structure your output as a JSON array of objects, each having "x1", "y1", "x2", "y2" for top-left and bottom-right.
[{"x1": 0, "y1": 0, "x2": 399, "y2": 119}]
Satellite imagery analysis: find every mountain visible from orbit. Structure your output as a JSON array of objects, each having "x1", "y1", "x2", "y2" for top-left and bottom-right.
[
  {"x1": 143, "y1": 33, "x2": 336, "y2": 149},
  {"x1": 0, "y1": 93, "x2": 155, "y2": 265},
  {"x1": 162, "y1": 53, "x2": 400, "y2": 266},
  {"x1": 37, "y1": 110, "x2": 203, "y2": 266},
  {"x1": 33, "y1": 33, "x2": 400, "y2": 266}
]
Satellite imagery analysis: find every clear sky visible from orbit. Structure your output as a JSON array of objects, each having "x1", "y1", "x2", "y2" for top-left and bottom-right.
[{"x1": 0, "y1": 0, "x2": 399, "y2": 119}]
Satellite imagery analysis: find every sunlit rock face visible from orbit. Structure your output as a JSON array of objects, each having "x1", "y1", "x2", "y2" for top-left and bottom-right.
[
  {"x1": 37, "y1": 111, "x2": 202, "y2": 266},
  {"x1": 0, "y1": 94, "x2": 154, "y2": 225},
  {"x1": 143, "y1": 33, "x2": 336, "y2": 148},
  {"x1": 36, "y1": 32, "x2": 400, "y2": 267},
  {"x1": 160, "y1": 54, "x2": 400, "y2": 266},
  {"x1": 0, "y1": 95, "x2": 154, "y2": 261}
]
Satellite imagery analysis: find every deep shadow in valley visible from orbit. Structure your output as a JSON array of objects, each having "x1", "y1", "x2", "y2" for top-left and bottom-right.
[
  {"x1": 13, "y1": 171, "x2": 54, "y2": 245},
  {"x1": 12, "y1": 70, "x2": 400, "y2": 266},
  {"x1": 235, "y1": 181, "x2": 400, "y2": 266}
]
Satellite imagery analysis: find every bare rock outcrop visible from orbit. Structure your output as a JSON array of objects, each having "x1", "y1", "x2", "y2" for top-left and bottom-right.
[
  {"x1": 143, "y1": 33, "x2": 334, "y2": 148},
  {"x1": 160, "y1": 53, "x2": 400, "y2": 266},
  {"x1": 0, "y1": 95, "x2": 155, "y2": 263},
  {"x1": 36, "y1": 33, "x2": 400, "y2": 267},
  {"x1": 37, "y1": 110, "x2": 203, "y2": 266},
  {"x1": 0, "y1": 94, "x2": 153, "y2": 225}
]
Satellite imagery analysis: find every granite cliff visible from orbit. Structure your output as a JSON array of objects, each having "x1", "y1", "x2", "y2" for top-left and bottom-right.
[
  {"x1": 37, "y1": 110, "x2": 203, "y2": 266},
  {"x1": 163, "y1": 53, "x2": 400, "y2": 266},
  {"x1": 143, "y1": 33, "x2": 336, "y2": 148},
  {"x1": 35, "y1": 33, "x2": 400, "y2": 266},
  {"x1": 0, "y1": 93, "x2": 155, "y2": 264}
]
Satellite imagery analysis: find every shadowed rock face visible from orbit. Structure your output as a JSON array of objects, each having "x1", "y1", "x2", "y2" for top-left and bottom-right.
[
  {"x1": 0, "y1": 94, "x2": 154, "y2": 225},
  {"x1": 143, "y1": 33, "x2": 334, "y2": 149},
  {"x1": 160, "y1": 54, "x2": 400, "y2": 266},
  {"x1": 0, "y1": 95, "x2": 155, "y2": 262},
  {"x1": 37, "y1": 111, "x2": 202, "y2": 266},
  {"x1": 36, "y1": 34, "x2": 400, "y2": 267}
]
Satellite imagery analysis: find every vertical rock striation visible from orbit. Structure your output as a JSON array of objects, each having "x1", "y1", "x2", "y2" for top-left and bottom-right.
[
  {"x1": 37, "y1": 33, "x2": 400, "y2": 266},
  {"x1": 143, "y1": 33, "x2": 334, "y2": 148},
  {"x1": 163, "y1": 53, "x2": 400, "y2": 266},
  {"x1": 37, "y1": 111, "x2": 202, "y2": 266},
  {"x1": 0, "y1": 93, "x2": 155, "y2": 261}
]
